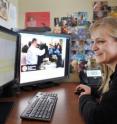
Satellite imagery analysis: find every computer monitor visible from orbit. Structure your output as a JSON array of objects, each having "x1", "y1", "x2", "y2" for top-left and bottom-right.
[
  {"x1": 19, "y1": 32, "x2": 70, "y2": 87},
  {"x1": 0, "y1": 26, "x2": 19, "y2": 96}
]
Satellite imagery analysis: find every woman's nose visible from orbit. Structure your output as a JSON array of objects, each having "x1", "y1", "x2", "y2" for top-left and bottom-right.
[{"x1": 91, "y1": 42, "x2": 98, "y2": 51}]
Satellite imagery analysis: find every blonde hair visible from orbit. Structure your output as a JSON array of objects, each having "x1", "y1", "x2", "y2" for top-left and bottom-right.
[
  {"x1": 99, "y1": 64, "x2": 113, "y2": 93},
  {"x1": 90, "y1": 16, "x2": 117, "y2": 41},
  {"x1": 89, "y1": 16, "x2": 117, "y2": 93}
]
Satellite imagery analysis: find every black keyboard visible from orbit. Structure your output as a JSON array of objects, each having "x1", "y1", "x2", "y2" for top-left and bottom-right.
[{"x1": 20, "y1": 92, "x2": 58, "y2": 121}]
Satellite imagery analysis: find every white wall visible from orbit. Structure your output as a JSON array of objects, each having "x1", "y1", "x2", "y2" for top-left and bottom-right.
[
  {"x1": 9, "y1": 0, "x2": 18, "y2": 19},
  {"x1": 18, "y1": 0, "x2": 93, "y2": 28},
  {"x1": 9, "y1": 0, "x2": 18, "y2": 6},
  {"x1": 18, "y1": 0, "x2": 117, "y2": 29}
]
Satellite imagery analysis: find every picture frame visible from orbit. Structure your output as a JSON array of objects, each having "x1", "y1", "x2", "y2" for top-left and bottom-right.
[
  {"x1": 25, "y1": 12, "x2": 50, "y2": 28},
  {"x1": 93, "y1": 1, "x2": 110, "y2": 20},
  {"x1": 0, "y1": 0, "x2": 9, "y2": 21}
]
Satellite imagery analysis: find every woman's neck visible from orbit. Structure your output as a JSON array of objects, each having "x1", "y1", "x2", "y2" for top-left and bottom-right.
[{"x1": 107, "y1": 63, "x2": 117, "y2": 72}]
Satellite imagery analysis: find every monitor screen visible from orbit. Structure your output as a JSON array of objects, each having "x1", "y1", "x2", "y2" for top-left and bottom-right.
[
  {"x1": 0, "y1": 26, "x2": 18, "y2": 88},
  {"x1": 19, "y1": 32, "x2": 70, "y2": 86}
]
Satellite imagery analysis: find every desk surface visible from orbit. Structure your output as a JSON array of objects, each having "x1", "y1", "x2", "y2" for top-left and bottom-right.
[{"x1": 1, "y1": 83, "x2": 85, "y2": 124}]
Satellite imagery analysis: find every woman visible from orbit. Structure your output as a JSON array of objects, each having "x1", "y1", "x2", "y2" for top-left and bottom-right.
[{"x1": 76, "y1": 16, "x2": 117, "y2": 124}]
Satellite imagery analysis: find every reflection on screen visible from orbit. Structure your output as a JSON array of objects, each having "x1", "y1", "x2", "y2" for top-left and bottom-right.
[
  {"x1": 0, "y1": 31, "x2": 17, "y2": 86},
  {"x1": 20, "y1": 33, "x2": 69, "y2": 85}
]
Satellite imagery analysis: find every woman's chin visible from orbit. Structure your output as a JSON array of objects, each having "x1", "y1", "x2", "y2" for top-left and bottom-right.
[{"x1": 95, "y1": 58, "x2": 105, "y2": 64}]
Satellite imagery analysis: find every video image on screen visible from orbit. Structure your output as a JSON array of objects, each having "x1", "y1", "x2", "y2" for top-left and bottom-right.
[{"x1": 20, "y1": 32, "x2": 70, "y2": 85}]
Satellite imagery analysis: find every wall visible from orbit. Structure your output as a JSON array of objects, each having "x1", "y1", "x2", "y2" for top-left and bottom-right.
[
  {"x1": 9, "y1": 0, "x2": 18, "y2": 18},
  {"x1": 9, "y1": 0, "x2": 18, "y2": 6},
  {"x1": 18, "y1": 0, "x2": 93, "y2": 29},
  {"x1": 9, "y1": 0, "x2": 18, "y2": 28},
  {"x1": 8, "y1": 0, "x2": 117, "y2": 29}
]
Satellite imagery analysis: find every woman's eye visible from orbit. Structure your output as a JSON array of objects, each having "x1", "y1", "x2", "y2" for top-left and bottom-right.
[
  {"x1": 96, "y1": 40, "x2": 105, "y2": 44},
  {"x1": 91, "y1": 40, "x2": 106, "y2": 45},
  {"x1": 91, "y1": 41, "x2": 94, "y2": 44}
]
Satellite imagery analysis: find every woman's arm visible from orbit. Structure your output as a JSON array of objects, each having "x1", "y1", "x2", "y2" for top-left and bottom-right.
[{"x1": 79, "y1": 80, "x2": 117, "y2": 124}]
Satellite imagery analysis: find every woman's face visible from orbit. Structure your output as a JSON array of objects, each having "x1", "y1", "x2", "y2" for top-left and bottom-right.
[{"x1": 91, "y1": 28, "x2": 117, "y2": 65}]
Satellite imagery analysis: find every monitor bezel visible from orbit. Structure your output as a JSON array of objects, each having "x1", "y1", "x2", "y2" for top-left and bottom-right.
[{"x1": 18, "y1": 31, "x2": 71, "y2": 87}]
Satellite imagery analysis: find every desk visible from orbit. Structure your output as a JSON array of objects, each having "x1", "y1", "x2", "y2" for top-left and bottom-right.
[{"x1": 1, "y1": 83, "x2": 85, "y2": 124}]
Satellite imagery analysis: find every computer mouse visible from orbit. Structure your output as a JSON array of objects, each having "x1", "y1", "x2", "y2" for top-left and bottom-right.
[{"x1": 74, "y1": 88, "x2": 85, "y2": 95}]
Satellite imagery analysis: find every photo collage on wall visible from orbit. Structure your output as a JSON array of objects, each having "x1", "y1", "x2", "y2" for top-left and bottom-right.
[
  {"x1": 53, "y1": 12, "x2": 89, "y2": 34},
  {"x1": 53, "y1": 12, "x2": 95, "y2": 73},
  {"x1": 52, "y1": 2, "x2": 117, "y2": 80},
  {"x1": 69, "y1": 2, "x2": 117, "y2": 73}
]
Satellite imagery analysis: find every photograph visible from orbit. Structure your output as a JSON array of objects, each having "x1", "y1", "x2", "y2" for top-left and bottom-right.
[
  {"x1": 77, "y1": 12, "x2": 88, "y2": 25},
  {"x1": 25, "y1": 12, "x2": 50, "y2": 28},
  {"x1": 26, "y1": 16, "x2": 37, "y2": 27},
  {"x1": 0, "y1": 0, "x2": 9, "y2": 20},
  {"x1": 93, "y1": 1, "x2": 111, "y2": 20}
]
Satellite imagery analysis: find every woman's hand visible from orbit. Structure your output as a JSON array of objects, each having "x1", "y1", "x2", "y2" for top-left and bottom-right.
[{"x1": 75, "y1": 84, "x2": 91, "y2": 98}]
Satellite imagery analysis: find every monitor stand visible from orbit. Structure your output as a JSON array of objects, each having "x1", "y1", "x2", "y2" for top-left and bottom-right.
[
  {"x1": 21, "y1": 81, "x2": 59, "y2": 91},
  {"x1": 0, "y1": 84, "x2": 18, "y2": 123},
  {"x1": 0, "y1": 101, "x2": 14, "y2": 124},
  {"x1": 37, "y1": 81, "x2": 59, "y2": 89}
]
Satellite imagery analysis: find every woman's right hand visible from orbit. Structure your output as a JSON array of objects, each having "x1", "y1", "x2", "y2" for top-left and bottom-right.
[{"x1": 75, "y1": 84, "x2": 91, "y2": 97}]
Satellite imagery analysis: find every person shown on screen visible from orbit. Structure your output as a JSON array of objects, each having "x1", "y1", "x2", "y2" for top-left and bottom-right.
[
  {"x1": 36, "y1": 42, "x2": 49, "y2": 69},
  {"x1": 54, "y1": 43, "x2": 62, "y2": 67},
  {"x1": 75, "y1": 16, "x2": 117, "y2": 124},
  {"x1": 26, "y1": 38, "x2": 45, "y2": 66}
]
